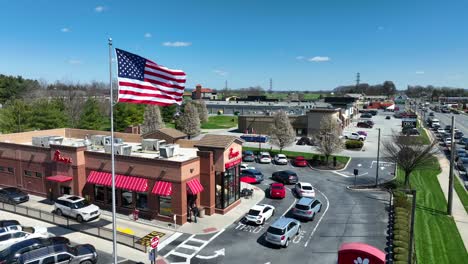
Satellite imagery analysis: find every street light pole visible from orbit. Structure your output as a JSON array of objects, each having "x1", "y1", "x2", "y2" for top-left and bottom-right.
[{"x1": 375, "y1": 128, "x2": 381, "y2": 187}]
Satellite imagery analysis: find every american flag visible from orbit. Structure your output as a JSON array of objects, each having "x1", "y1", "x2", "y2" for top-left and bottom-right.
[{"x1": 115, "y1": 48, "x2": 186, "y2": 106}]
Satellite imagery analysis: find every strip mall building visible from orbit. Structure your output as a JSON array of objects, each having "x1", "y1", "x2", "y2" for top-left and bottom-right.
[{"x1": 0, "y1": 128, "x2": 243, "y2": 225}]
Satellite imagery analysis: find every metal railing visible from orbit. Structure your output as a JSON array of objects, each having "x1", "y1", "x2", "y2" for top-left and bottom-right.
[{"x1": 0, "y1": 202, "x2": 147, "y2": 252}]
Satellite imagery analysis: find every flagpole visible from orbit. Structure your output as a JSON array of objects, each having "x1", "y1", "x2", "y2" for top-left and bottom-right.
[{"x1": 108, "y1": 37, "x2": 118, "y2": 264}]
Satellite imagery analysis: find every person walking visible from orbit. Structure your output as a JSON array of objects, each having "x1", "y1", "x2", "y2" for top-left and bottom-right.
[{"x1": 192, "y1": 206, "x2": 199, "y2": 223}]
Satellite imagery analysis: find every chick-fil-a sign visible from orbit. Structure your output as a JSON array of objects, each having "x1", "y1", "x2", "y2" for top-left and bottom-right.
[{"x1": 53, "y1": 150, "x2": 72, "y2": 164}]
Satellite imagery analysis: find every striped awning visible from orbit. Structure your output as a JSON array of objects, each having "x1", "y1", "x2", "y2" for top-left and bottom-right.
[
  {"x1": 116, "y1": 175, "x2": 149, "y2": 192},
  {"x1": 152, "y1": 181, "x2": 172, "y2": 196},
  {"x1": 46, "y1": 175, "x2": 73, "y2": 183},
  {"x1": 87, "y1": 171, "x2": 148, "y2": 192},
  {"x1": 187, "y1": 178, "x2": 204, "y2": 195}
]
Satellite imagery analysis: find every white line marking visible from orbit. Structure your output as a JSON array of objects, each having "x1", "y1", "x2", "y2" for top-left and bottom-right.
[
  {"x1": 333, "y1": 171, "x2": 353, "y2": 178},
  {"x1": 117, "y1": 259, "x2": 129, "y2": 263},
  {"x1": 158, "y1": 232, "x2": 183, "y2": 250},
  {"x1": 304, "y1": 188, "x2": 329, "y2": 247},
  {"x1": 282, "y1": 187, "x2": 298, "y2": 217},
  {"x1": 190, "y1": 238, "x2": 208, "y2": 243},
  {"x1": 170, "y1": 251, "x2": 192, "y2": 258},
  {"x1": 179, "y1": 244, "x2": 201, "y2": 250}
]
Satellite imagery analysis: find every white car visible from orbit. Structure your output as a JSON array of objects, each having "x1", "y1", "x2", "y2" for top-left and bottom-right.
[
  {"x1": 0, "y1": 225, "x2": 48, "y2": 236},
  {"x1": 444, "y1": 137, "x2": 452, "y2": 146},
  {"x1": 343, "y1": 132, "x2": 366, "y2": 141},
  {"x1": 54, "y1": 195, "x2": 101, "y2": 222},
  {"x1": 294, "y1": 182, "x2": 316, "y2": 198},
  {"x1": 240, "y1": 163, "x2": 256, "y2": 171},
  {"x1": 437, "y1": 128, "x2": 445, "y2": 134},
  {"x1": 258, "y1": 152, "x2": 272, "y2": 164},
  {"x1": 274, "y1": 154, "x2": 288, "y2": 165},
  {"x1": 0, "y1": 227, "x2": 50, "y2": 249},
  {"x1": 245, "y1": 204, "x2": 275, "y2": 225}
]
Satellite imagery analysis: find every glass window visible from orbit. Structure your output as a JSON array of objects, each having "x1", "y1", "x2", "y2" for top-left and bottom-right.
[
  {"x1": 57, "y1": 254, "x2": 72, "y2": 261},
  {"x1": 106, "y1": 187, "x2": 117, "y2": 205},
  {"x1": 7, "y1": 168, "x2": 14, "y2": 173},
  {"x1": 136, "y1": 193, "x2": 148, "y2": 210},
  {"x1": 43, "y1": 256, "x2": 55, "y2": 264},
  {"x1": 121, "y1": 191, "x2": 133, "y2": 208},
  {"x1": 215, "y1": 172, "x2": 223, "y2": 209},
  {"x1": 94, "y1": 185, "x2": 105, "y2": 202},
  {"x1": 35, "y1": 172, "x2": 42, "y2": 178},
  {"x1": 24, "y1": 170, "x2": 33, "y2": 177},
  {"x1": 216, "y1": 165, "x2": 240, "y2": 209},
  {"x1": 0, "y1": 166, "x2": 4, "y2": 172},
  {"x1": 159, "y1": 196, "x2": 172, "y2": 216}
]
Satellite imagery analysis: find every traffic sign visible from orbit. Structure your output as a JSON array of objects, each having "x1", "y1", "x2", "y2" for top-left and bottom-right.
[{"x1": 150, "y1": 236, "x2": 159, "y2": 249}]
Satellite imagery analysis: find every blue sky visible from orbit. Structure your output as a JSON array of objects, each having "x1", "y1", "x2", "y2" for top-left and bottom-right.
[{"x1": 0, "y1": 0, "x2": 467, "y2": 91}]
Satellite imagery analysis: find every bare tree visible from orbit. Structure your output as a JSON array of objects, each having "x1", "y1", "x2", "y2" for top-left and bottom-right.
[
  {"x1": 141, "y1": 105, "x2": 165, "y2": 134},
  {"x1": 192, "y1": 100, "x2": 209, "y2": 123},
  {"x1": 269, "y1": 110, "x2": 296, "y2": 152},
  {"x1": 176, "y1": 102, "x2": 200, "y2": 138},
  {"x1": 313, "y1": 116, "x2": 343, "y2": 164},
  {"x1": 383, "y1": 134, "x2": 437, "y2": 188}
]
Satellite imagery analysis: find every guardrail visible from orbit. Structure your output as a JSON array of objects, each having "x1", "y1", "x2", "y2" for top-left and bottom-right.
[{"x1": 0, "y1": 202, "x2": 147, "y2": 252}]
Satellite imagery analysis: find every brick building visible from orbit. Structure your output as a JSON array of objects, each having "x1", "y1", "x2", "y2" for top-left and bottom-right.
[{"x1": 0, "y1": 128, "x2": 243, "y2": 225}]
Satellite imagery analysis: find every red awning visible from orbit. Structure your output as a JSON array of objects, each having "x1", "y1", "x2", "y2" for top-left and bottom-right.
[
  {"x1": 115, "y1": 175, "x2": 149, "y2": 192},
  {"x1": 87, "y1": 171, "x2": 112, "y2": 186},
  {"x1": 152, "y1": 181, "x2": 172, "y2": 196},
  {"x1": 46, "y1": 175, "x2": 73, "y2": 183},
  {"x1": 187, "y1": 178, "x2": 204, "y2": 195}
]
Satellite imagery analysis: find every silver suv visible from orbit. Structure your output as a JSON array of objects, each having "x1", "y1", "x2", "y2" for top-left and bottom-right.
[
  {"x1": 54, "y1": 195, "x2": 100, "y2": 222},
  {"x1": 292, "y1": 197, "x2": 322, "y2": 221},
  {"x1": 17, "y1": 243, "x2": 97, "y2": 264},
  {"x1": 265, "y1": 217, "x2": 301, "y2": 248}
]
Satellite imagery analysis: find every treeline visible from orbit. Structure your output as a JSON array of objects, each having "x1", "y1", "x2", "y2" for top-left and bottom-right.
[
  {"x1": 405, "y1": 85, "x2": 468, "y2": 100},
  {"x1": 333, "y1": 81, "x2": 397, "y2": 96}
]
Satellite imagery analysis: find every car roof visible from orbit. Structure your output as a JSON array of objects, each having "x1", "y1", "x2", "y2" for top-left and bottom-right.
[
  {"x1": 58, "y1": 195, "x2": 84, "y2": 202},
  {"x1": 244, "y1": 169, "x2": 260, "y2": 173},
  {"x1": 260, "y1": 152, "x2": 270, "y2": 155},
  {"x1": 251, "y1": 204, "x2": 270, "y2": 211},
  {"x1": 244, "y1": 150, "x2": 254, "y2": 154},
  {"x1": 280, "y1": 170, "x2": 296, "y2": 174},
  {"x1": 298, "y1": 182, "x2": 312, "y2": 187},
  {"x1": 19, "y1": 244, "x2": 71, "y2": 262},
  {"x1": 271, "y1": 183, "x2": 284, "y2": 187},
  {"x1": 297, "y1": 197, "x2": 315, "y2": 206},
  {"x1": 276, "y1": 154, "x2": 287, "y2": 158},
  {"x1": 295, "y1": 156, "x2": 305, "y2": 159},
  {"x1": 270, "y1": 217, "x2": 298, "y2": 229}
]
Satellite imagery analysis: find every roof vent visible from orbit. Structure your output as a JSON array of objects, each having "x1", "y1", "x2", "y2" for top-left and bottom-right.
[
  {"x1": 104, "y1": 144, "x2": 132, "y2": 156},
  {"x1": 160, "y1": 144, "x2": 175, "y2": 158},
  {"x1": 141, "y1": 139, "x2": 166, "y2": 151}
]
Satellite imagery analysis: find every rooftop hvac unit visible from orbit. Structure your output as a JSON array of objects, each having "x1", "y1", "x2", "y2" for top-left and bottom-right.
[
  {"x1": 160, "y1": 144, "x2": 175, "y2": 158},
  {"x1": 141, "y1": 139, "x2": 166, "y2": 151},
  {"x1": 48, "y1": 136, "x2": 64, "y2": 147},
  {"x1": 32, "y1": 136, "x2": 63, "y2": 147},
  {"x1": 114, "y1": 138, "x2": 124, "y2": 144},
  {"x1": 104, "y1": 144, "x2": 132, "y2": 156},
  {"x1": 90, "y1": 135, "x2": 107, "y2": 146}
]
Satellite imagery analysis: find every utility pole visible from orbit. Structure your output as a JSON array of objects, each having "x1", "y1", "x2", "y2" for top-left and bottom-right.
[
  {"x1": 448, "y1": 115, "x2": 455, "y2": 215},
  {"x1": 356, "y1": 72, "x2": 360, "y2": 88},
  {"x1": 225, "y1": 80, "x2": 228, "y2": 89},
  {"x1": 408, "y1": 189, "x2": 417, "y2": 264},
  {"x1": 375, "y1": 128, "x2": 381, "y2": 187}
]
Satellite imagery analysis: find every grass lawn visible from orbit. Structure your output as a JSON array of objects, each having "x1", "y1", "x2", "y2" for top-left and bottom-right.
[
  {"x1": 396, "y1": 158, "x2": 467, "y2": 264},
  {"x1": 416, "y1": 120, "x2": 431, "y2": 145},
  {"x1": 201, "y1": 115, "x2": 238, "y2": 129},
  {"x1": 242, "y1": 146, "x2": 350, "y2": 164},
  {"x1": 165, "y1": 122, "x2": 176, "y2": 128},
  {"x1": 454, "y1": 177, "x2": 468, "y2": 213}
]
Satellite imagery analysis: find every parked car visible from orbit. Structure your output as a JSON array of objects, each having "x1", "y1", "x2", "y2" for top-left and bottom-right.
[
  {"x1": 0, "y1": 236, "x2": 70, "y2": 263},
  {"x1": 258, "y1": 152, "x2": 272, "y2": 164},
  {"x1": 437, "y1": 128, "x2": 446, "y2": 134},
  {"x1": 265, "y1": 217, "x2": 301, "y2": 248},
  {"x1": 356, "y1": 131, "x2": 368, "y2": 136},
  {"x1": 0, "y1": 226, "x2": 48, "y2": 237},
  {"x1": 0, "y1": 188, "x2": 29, "y2": 204},
  {"x1": 357, "y1": 122, "x2": 373, "y2": 128},
  {"x1": 455, "y1": 130, "x2": 464, "y2": 140},
  {"x1": 269, "y1": 183, "x2": 286, "y2": 199},
  {"x1": 17, "y1": 243, "x2": 97, "y2": 264},
  {"x1": 274, "y1": 154, "x2": 288, "y2": 165},
  {"x1": 459, "y1": 136, "x2": 468, "y2": 145},
  {"x1": 385, "y1": 116, "x2": 391, "y2": 120},
  {"x1": 245, "y1": 204, "x2": 275, "y2": 225},
  {"x1": 293, "y1": 156, "x2": 308, "y2": 167},
  {"x1": 240, "y1": 163, "x2": 255, "y2": 171},
  {"x1": 429, "y1": 112, "x2": 435, "y2": 116},
  {"x1": 240, "y1": 169, "x2": 264, "y2": 184},
  {"x1": 242, "y1": 150, "x2": 256, "y2": 162},
  {"x1": 457, "y1": 157, "x2": 468, "y2": 171},
  {"x1": 445, "y1": 125, "x2": 452, "y2": 131},
  {"x1": 0, "y1": 220, "x2": 20, "y2": 228},
  {"x1": 293, "y1": 182, "x2": 315, "y2": 198},
  {"x1": 0, "y1": 230, "x2": 51, "y2": 249},
  {"x1": 431, "y1": 122, "x2": 441, "y2": 129},
  {"x1": 444, "y1": 137, "x2": 452, "y2": 146},
  {"x1": 54, "y1": 195, "x2": 101, "y2": 222},
  {"x1": 292, "y1": 197, "x2": 322, "y2": 221},
  {"x1": 296, "y1": 137, "x2": 312, "y2": 146},
  {"x1": 272, "y1": 170, "x2": 298, "y2": 184},
  {"x1": 343, "y1": 132, "x2": 366, "y2": 141}
]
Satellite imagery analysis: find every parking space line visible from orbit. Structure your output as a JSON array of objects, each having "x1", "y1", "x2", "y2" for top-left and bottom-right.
[
  {"x1": 158, "y1": 232, "x2": 183, "y2": 250},
  {"x1": 282, "y1": 187, "x2": 297, "y2": 217},
  {"x1": 304, "y1": 188, "x2": 330, "y2": 247}
]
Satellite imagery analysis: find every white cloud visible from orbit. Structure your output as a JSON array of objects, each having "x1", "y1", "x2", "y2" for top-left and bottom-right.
[
  {"x1": 61, "y1": 28, "x2": 70, "y2": 33},
  {"x1": 296, "y1": 56, "x2": 305, "y2": 60},
  {"x1": 308, "y1": 56, "x2": 330, "y2": 62},
  {"x1": 68, "y1": 59, "x2": 82, "y2": 65},
  {"x1": 144, "y1": 33, "x2": 152, "y2": 38},
  {"x1": 94, "y1": 6, "x2": 105, "y2": 12},
  {"x1": 162, "y1": 41, "x2": 192, "y2": 47},
  {"x1": 213, "y1": 69, "x2": 228, "y2": 76},
  {"x1": 415, "y1": 71, "x2": 425, "y2": 75}
]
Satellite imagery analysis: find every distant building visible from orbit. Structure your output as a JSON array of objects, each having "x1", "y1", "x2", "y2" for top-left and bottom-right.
[
  {"x1": 192, "y1": 84, "x2": 218, "y2": 100},
  {"x1": 324, "y1": 97, "x2": 358, "y2": 126},
  {"x1": 205, "y1": 100, "x2": 319, "y2": 116},
  {"x1": 345, "y1": 93, "x2": 364, "y2": 100}
]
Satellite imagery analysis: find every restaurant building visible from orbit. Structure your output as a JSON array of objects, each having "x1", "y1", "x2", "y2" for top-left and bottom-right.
[{"x1": 0, "y1": 128, "x2": 243, "y2": 225}]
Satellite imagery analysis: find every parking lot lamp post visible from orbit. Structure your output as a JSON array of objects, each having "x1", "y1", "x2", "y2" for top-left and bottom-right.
[{"x1": 375, "y1": 128, "x2": 381, "y2": 187}]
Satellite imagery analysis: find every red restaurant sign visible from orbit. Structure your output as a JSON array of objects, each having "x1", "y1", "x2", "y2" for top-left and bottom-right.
[
  {"x1": 228, "y1": 147, "x2": 240, "y2": 159},
  {"x1": 53, "y1": 150, "x2": 72, "y2": 164},
  {"x1": 225, "y1": 158, "x2": 241, "y2": 169}
]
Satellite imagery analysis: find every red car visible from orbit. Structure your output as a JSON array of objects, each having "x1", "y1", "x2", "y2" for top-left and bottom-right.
[
  {"x1": 293, "y1": 156, "x2": 308, "y2": 167},
  {"x1": 269, "y1": 183, "x2": 286, "y2": 199}
]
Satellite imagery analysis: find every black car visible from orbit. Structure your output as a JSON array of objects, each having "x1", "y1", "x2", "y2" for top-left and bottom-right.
[
  {"x1": 445, "y1": 125, "x2": 452, "y2": 131},
  {"x1": 296, "y1": 137, "x2": 312, "y2": 146},
  {"x1": 455, "y1": 131, "x2": 464, "y2": 140},
  {"x1": 272, "y1": 170, "x2": 298, "y2": 184},
  {"x1": 0, "y1": 237, "x2": 70, "y2": 263},
  {"x1": 0, "y1": 187, "x2": 29, "y2": 204},
  {"x1": 357, "y1": 122, "x2": 373, "y2": 128},
  {"x1": 240, "y1": 169, "x2": 264, "y2": 183},
  {"x1": 429, "y1": 112, "x2": 434, "y2": 117},
  {"x1": 0, "y1": 220, "x2": 20, "y2": 228}
]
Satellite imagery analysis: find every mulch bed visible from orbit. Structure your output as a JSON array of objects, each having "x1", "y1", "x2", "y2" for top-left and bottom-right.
[{"x1": 308, "y1": 160, "x2": 346, "y2": 170}]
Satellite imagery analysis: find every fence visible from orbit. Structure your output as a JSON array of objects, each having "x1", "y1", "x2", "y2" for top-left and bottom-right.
[{"x1": 0, "y1": 202, "x2": 147, "y2": 252}]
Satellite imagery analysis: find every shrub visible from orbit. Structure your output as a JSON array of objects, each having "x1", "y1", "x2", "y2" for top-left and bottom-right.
[{"x1": 345, "y1": 139, "x2": 364, "y2": 149}]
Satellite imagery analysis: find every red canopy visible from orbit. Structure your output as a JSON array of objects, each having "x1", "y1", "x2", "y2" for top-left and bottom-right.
[
  {"x1": 187, "y1": 178, "x2": 204, "y2": 195},
  {"x1": 152, "y1": 181, "x2": 172, "y2": 196},
  {"x1": 87, "y1": 171, "x2": 148, "y2": 192},
  {"x1": 46, "y1": 175, "x2": 73, "y2": 183}
]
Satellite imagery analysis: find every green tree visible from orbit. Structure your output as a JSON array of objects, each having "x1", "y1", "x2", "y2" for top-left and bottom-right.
[
  {"x1": 0, "y1": 74, "x2": 40, "y2": 103},
  {"x1": 113, "y1": 103, "x2": 145, "y2": 132},
  {"x1": 78, "y1": 98, "x2": 107, "y2": 130},
  {"x1": 0, "y1": 99, "x2": 31, "y2": 133},
  {"x1": 160, "y1": 104, "x2": 177, "y2": 123},
  {"x1": 29, "y1": 99, "x2": 69, "y2": 130},
  {"x1": 269, "y1": 110, "x2": 296, "y2": 152}
]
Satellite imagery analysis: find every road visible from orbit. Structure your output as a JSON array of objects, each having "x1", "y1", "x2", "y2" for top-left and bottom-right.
[{"x1": 431, "y1": 111, "x2": 468, "y2": 136}]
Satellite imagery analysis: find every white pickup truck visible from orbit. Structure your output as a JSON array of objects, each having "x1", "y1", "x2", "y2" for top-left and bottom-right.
[{"x1": 343, "y1": 132, "x2": 366, "y2": 141}]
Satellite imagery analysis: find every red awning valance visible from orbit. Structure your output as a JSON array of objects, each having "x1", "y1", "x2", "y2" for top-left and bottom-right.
[
  {"x1": 87, "y1": 171, "x2": 148, "y2": 192},
  {"x1": 116, "y1": 175, "x2": 148, "y2": 192},
  {"x1": 46, "y1": 175, "x2": 73, "y2": 183},
  {"x1": 187, "y1": 178, "x2": 204, "y2": 195},
  {"x1": 152, "y1": 181, "x2": 172, "y2": 196}
]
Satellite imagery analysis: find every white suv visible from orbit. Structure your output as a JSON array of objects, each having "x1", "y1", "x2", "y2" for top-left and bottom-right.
[
  {"x1": 343, "y1": 132, "x2": 366, "y2": 141},
  {"x1": 258, "y1": 152, "x2": 272, "y2": 163},
  {"x1": 54, "y1": 195, "x2": 100, "y2": 222},
  {"x1": 294, "y1": 182, "x2": 316, "y2": 198},
  {"x1": 274, "y1": 154, "x2": 288, "y2": 165}
]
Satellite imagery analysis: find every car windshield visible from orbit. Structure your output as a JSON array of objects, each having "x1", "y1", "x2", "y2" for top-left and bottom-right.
[
  {"x1": 295, "y1": 204, "x2": 310, "y2": 210},
  {"x1": 272, "y1": 185, "x2": 283, "y2": 190},
  {"x1": 302, "y1": 186, "x2": 313, "y2": 190},
  {"x1": 71, "y1": 200, "x2": 90, "y2": 209},
  {"x1": 296, "y1": 157, "x2": 304, "y2": 161},
  {"x1": 248, "y1": 210, "x2": 260, "y2": 216},
  {"x1": 267, "y1": 226, "x2": 285, "y2": 235},
  {"x1": 4, "y1": 188, "x2": 21, "y2": 194},
  {"x1": 261, "y1": 155, "x2": 270, "y2": 158}
]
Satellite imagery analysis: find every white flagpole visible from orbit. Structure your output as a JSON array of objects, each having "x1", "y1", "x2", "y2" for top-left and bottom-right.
[{"x1": 108, "y1": 37, "x2": 118, "y2": 264}]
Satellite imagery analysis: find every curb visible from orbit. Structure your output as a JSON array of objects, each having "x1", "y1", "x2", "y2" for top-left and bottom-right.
[{"x1": 308, "y1": 157, "x2": 352, "y2": 172}]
